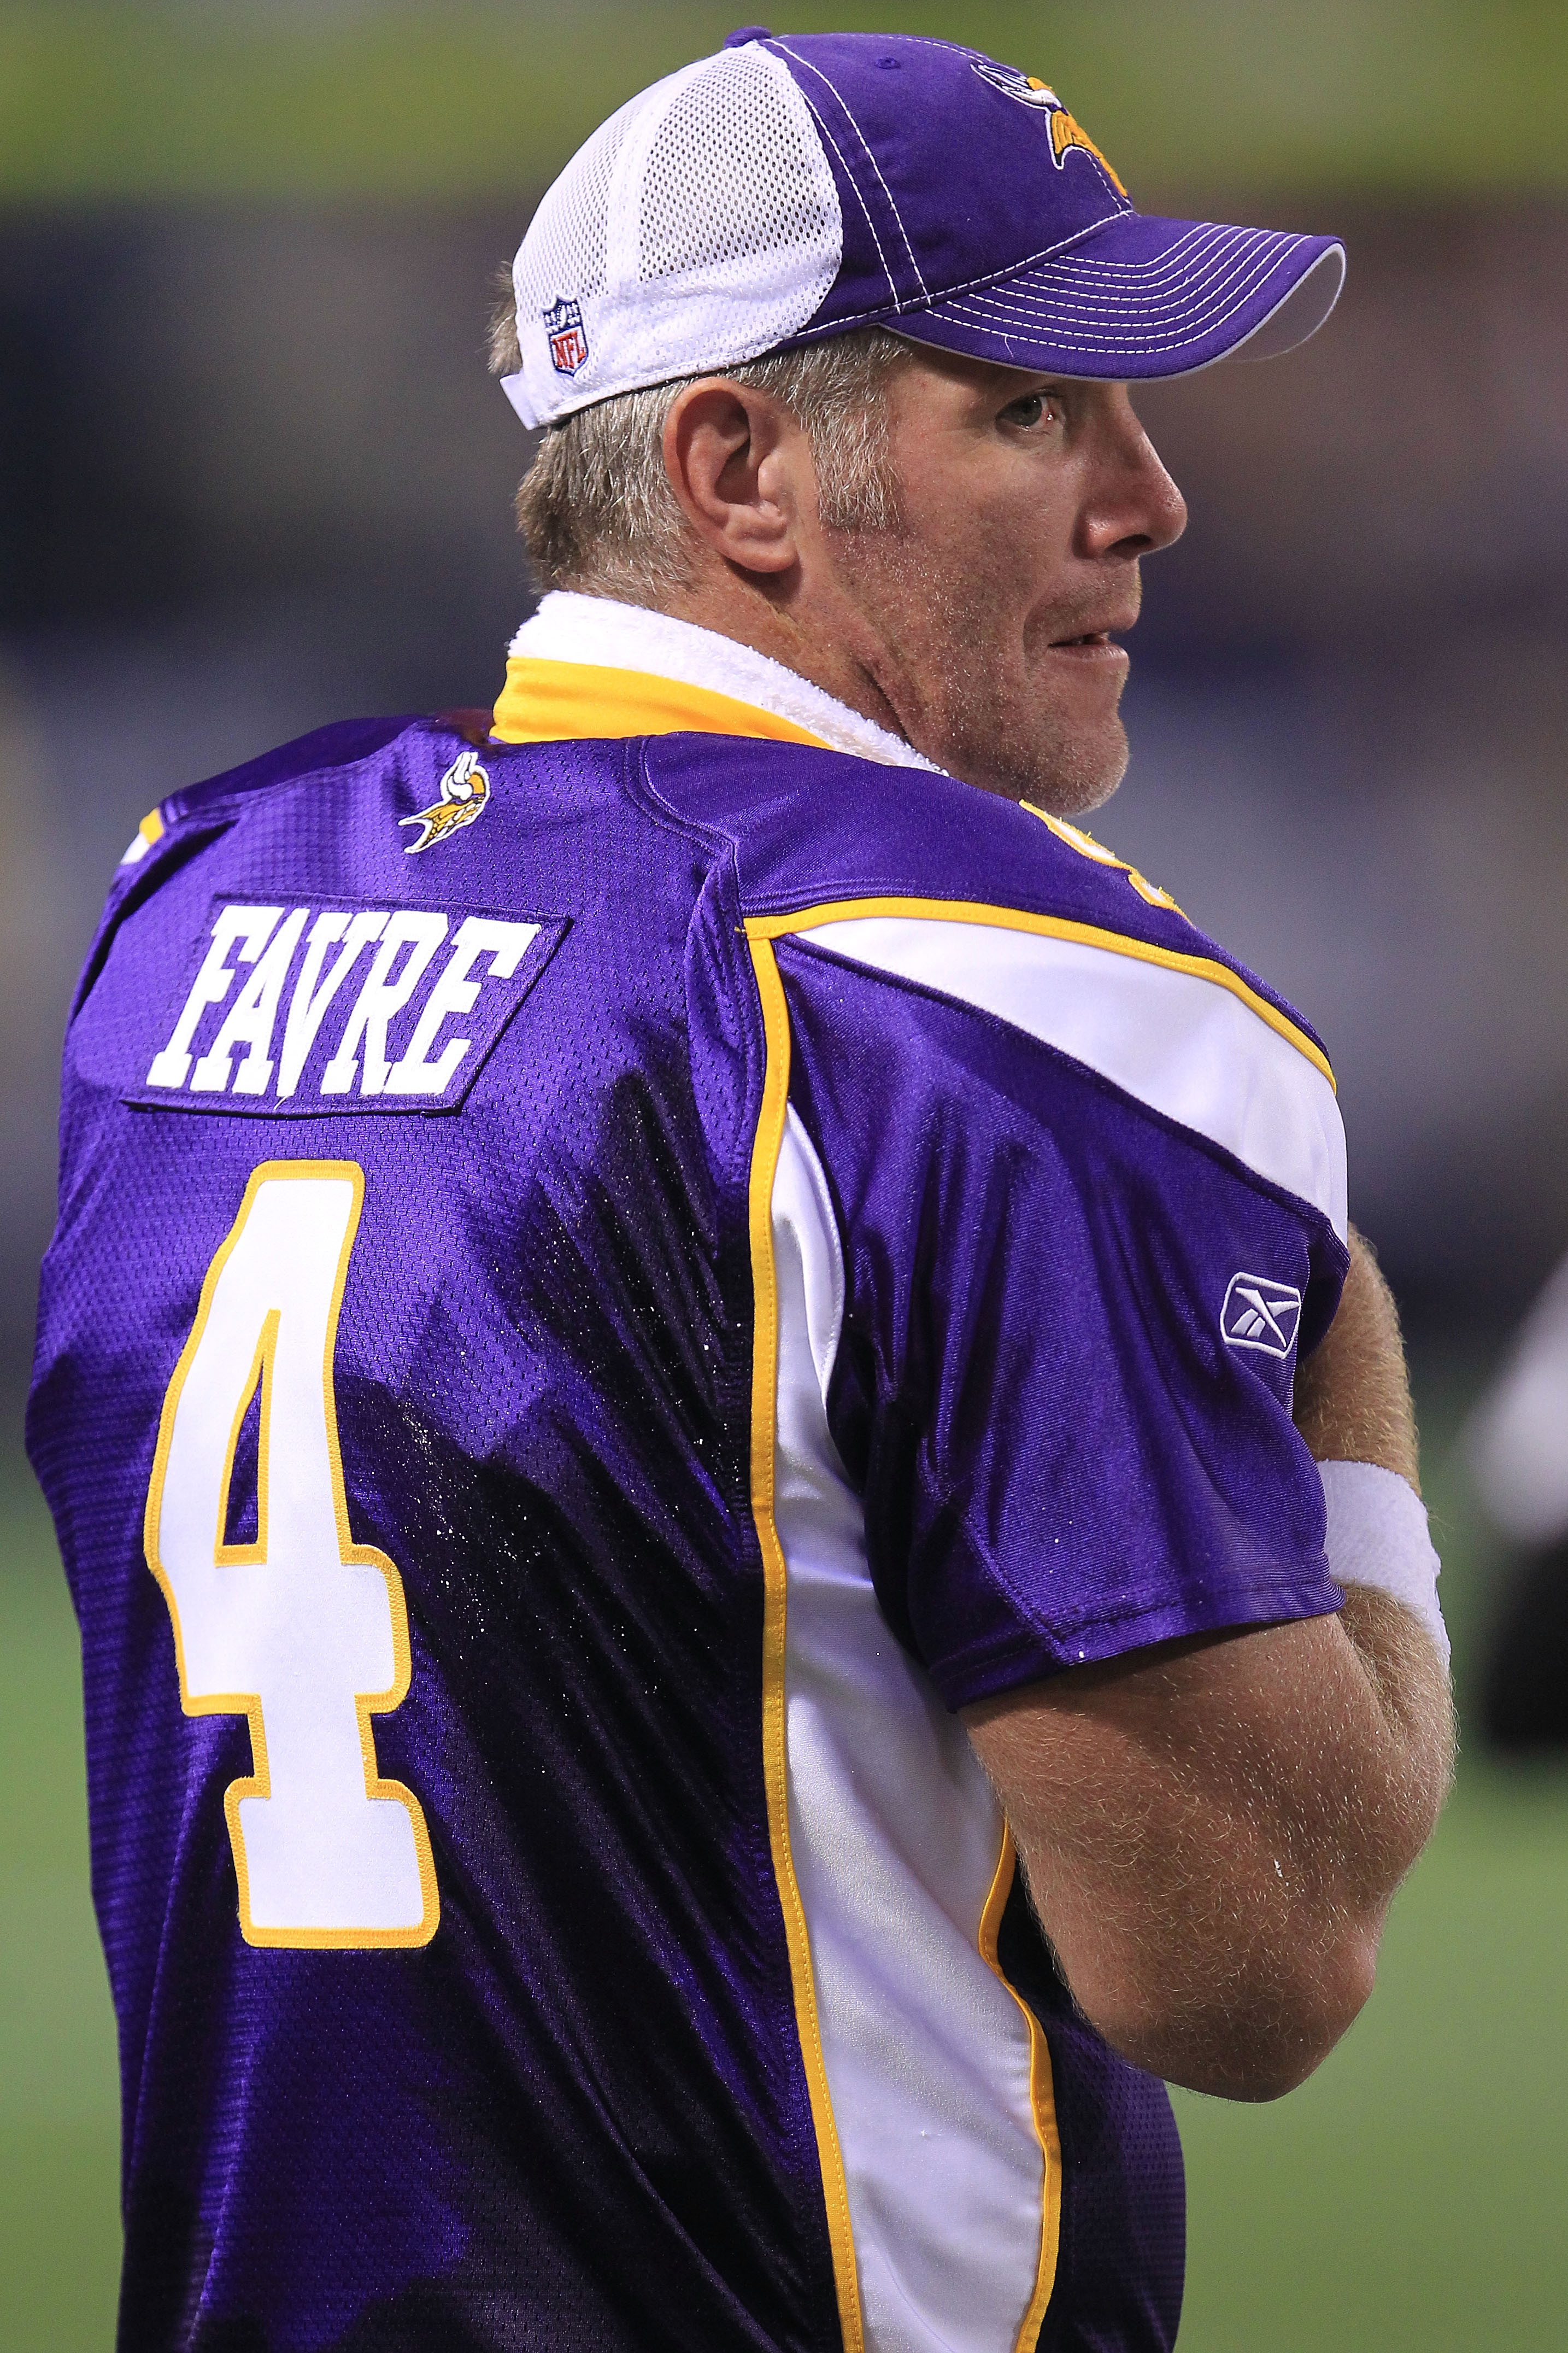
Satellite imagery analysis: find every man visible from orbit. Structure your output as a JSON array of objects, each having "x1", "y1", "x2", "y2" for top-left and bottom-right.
[{"x1": 28, "y1": 29, "x2": 1452, "y2": 2353}]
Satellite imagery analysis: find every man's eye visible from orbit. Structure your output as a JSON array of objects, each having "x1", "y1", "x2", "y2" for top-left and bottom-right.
[{"x1": 1001, "y1": 392, "x2": 1057, "y2": 429}]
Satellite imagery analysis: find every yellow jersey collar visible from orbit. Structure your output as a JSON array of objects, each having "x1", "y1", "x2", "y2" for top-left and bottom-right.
[
  {"x1": 491, "y1": 658, "x2": 830, "y2": 750},
  {"x1": 491, "y1": 591, "x2": 943, "y2": 769}
]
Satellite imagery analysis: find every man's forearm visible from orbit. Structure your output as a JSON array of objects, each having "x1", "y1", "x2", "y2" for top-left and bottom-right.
[
  {"x1": 1335, "y1": 1585, "x2": 1455, "y2": 1875},
  {"x1": 970, "y1": 1595, "x2": 1450, "y2": 2100},
  {"x1": 1293, "y1": 1225, "x2": 1455, "y2": 1903}
]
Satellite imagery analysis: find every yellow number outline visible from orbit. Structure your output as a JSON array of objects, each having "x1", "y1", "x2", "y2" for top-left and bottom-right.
[{"x1": 143, "y1": 1158, "x2": 440, "y2": 1949}]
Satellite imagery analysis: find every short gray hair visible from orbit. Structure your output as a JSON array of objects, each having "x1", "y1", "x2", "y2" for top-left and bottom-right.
[{"x1": 489, "y1": 284, "x2": 911, "y2": 600}]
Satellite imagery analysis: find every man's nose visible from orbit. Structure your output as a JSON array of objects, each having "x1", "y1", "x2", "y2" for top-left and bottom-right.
[
  {"x1": 1083, "y1": 395, "x2": 1188, "y2": 558},
  {"x1": 1127, "y1": 436, "x2": 1187, "y2": 554}
]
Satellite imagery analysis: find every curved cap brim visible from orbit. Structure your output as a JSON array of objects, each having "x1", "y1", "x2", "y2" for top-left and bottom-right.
[{"x1": 889, "y1": 214, "x2": 1346, "y2": 381}]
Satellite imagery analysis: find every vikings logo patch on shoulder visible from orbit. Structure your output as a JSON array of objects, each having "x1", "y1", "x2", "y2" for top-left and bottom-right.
[
  {"x1": 970, "y1": 62, "x2": 1126, "y2": 195},
  {"x1": 543, "y1": 295, "x2": 589, "y2": 378},
  {"x1": 401, "y1": 750, "x2": 490, "y2": 854}
]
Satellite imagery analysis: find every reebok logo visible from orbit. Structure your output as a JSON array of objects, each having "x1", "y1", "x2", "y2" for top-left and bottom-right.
[
  {"x1": 1221, "y1": 1273, "x2": 1303, "y2": 1360},
  {"x1": 131, "y1": 895, "x2": 566, "y2": 1117}
]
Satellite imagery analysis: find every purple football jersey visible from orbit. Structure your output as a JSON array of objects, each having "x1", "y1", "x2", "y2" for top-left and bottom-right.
[{"x1": 29, "y1": 711, "x2": 1347, "y2": 2352}]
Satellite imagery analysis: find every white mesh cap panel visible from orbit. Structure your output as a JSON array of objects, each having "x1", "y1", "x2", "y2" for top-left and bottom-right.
[
  {"x1": 637, "y1": 49, "x2": 838, "y2": 283},
  {"x1": 512, "y1": 84, "x2": 639, "y2": 325},
  {"x1": 503, "y1": 46, "x2": 842, "y2": 429}
]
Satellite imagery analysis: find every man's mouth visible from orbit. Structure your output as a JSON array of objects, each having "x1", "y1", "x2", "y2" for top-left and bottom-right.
[{"x1": 1047, "y1": 628, "x2": 1127, "y2": 657}]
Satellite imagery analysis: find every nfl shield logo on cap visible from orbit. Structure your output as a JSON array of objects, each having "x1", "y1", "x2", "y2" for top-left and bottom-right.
[{"x1": 544, "y1": 295, "x2": 589, "y2": 377}]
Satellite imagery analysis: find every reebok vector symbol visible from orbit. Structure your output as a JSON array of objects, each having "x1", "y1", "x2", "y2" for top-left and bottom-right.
[{"x1": 1221, "y1": 1273, "x2": 1303, "y2": 1360}]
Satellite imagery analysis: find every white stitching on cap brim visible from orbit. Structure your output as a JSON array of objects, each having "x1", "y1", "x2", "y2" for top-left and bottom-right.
[
  {"x1": 944, "y1": 230, "x2": 1305, "y2": 330},
  {"x1": 1217, "y1": 247, "x2": 1346, "y2": 361},
  {"x1": 996, "y1": 218, "x2": 1281, "y2": 286},
  {"x1": 1008, "y1": 223, "x2": 1293, "y2": 296},
  {"x1": 946, "y1": 247, "x2": 1295, "y2": 333},
  {"x1": 929, "y1": 248, "x2": 1338, "y2": 361},
  {"x1": 911, "y1": 227, "x2": 1343, "y2": 366}
]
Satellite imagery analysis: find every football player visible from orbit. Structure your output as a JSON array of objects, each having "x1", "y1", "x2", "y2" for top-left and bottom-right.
[{"x1": 29, "y1": 31, "x2": 1453, "y2": 2352}]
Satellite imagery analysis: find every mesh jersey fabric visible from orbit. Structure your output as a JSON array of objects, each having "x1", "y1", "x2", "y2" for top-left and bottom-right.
[{"x1": 30, "y1": 715, "x2": 1346, "y2": 2353}]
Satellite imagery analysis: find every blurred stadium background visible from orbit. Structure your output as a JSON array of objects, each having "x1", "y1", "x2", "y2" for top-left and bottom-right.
[{"x1": 4, "y1": 2, "x2": 1567, "y2": 2344}]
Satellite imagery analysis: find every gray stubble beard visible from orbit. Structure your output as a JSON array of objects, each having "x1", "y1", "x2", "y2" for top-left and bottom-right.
[{"x1": 826, "y1": 523, "x2": 1133, "y2": 819}]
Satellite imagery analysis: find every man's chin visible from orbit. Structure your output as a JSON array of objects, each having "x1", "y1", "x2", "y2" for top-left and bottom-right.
[
  {"x1": 1007, "y1": 717, "x2": 1130, "y2": 822},
  {"x1": 1019, "y1": 769, "x2": 1126, "y2": 822},
  {"x1": 909, "y1": 689, "x2": 1129, "y2": 818}
]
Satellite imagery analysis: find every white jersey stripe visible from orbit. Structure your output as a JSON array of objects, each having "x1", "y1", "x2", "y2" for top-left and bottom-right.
[
  {"x1": 795, "y1": 914, "x2": 1348, "y2": 1241},
  {"x1": 771, "y1": 1105, "x2": 1055, "y2": 2353}
]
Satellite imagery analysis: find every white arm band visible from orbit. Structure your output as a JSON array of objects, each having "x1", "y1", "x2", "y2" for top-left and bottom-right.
[{"x1": 1318, "y1": 1459, "x2": 1449, "y2": 1672}]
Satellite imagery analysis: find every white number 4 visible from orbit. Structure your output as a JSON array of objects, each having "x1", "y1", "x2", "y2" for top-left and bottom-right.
[{"x1": 144, "y1": 1161, "x2": 439, "y2": 1947}]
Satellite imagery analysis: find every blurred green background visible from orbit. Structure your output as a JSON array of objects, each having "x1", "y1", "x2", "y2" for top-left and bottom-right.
[
  {"x1": 5, "y1": 3, "x2": 1568, "y2": 2347},
  {"x1": 4, "y1": 0, "x2": 1568, "y2": 201}
]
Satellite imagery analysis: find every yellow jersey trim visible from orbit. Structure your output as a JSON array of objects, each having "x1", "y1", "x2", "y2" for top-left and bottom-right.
[
  {"x1": 745, "y1": 936, "x2": 866, "y2": 2353},
  {"x1": 744, "y1": 896, "x2": 1335, "y2": 1093},
  {"x1": 491, "y1": 657, "x2": 831, "y2": 750},
  {"x1": 979, "y1": 1831, "x2": 1062, "y2": 2350},
  {"x1": 1021, "y1": 804, "x2": 1184, "y2": 914},
  {"x1": 139, "y1": 807, "x2": 166, "y2": 848}
]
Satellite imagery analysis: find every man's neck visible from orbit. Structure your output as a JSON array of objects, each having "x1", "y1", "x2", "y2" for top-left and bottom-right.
[
  {"x1": 506, "y1": 593, "x2": 943, "y2": 773},
  {"x1": 651, "y1": 577, "x2": 912, "y2": 746}
]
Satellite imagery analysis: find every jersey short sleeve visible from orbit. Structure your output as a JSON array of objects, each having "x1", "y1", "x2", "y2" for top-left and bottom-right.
[{"x1": 771, "y1": 909, "x2": 1349, "y2": 1710}]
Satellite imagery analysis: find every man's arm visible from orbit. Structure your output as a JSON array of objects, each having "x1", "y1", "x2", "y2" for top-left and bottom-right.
[{"x1": 962, "y1": 1228, "x2": 1454, "y2": 2102}]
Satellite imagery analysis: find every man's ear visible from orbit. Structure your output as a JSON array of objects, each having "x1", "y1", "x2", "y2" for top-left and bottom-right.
[{"x1": 662, "y1": 380, "x2": 807, "y2": 578}]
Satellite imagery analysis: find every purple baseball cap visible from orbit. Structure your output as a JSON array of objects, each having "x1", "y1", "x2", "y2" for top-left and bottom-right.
[{"x1": 501, "y1": 27, "x2": 1344, "y2": 429}]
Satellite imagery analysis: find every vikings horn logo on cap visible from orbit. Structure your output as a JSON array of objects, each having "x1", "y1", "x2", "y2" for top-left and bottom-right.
[{"x1": 970, "y1": 61, "x2": 1127, "y2": 196}]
